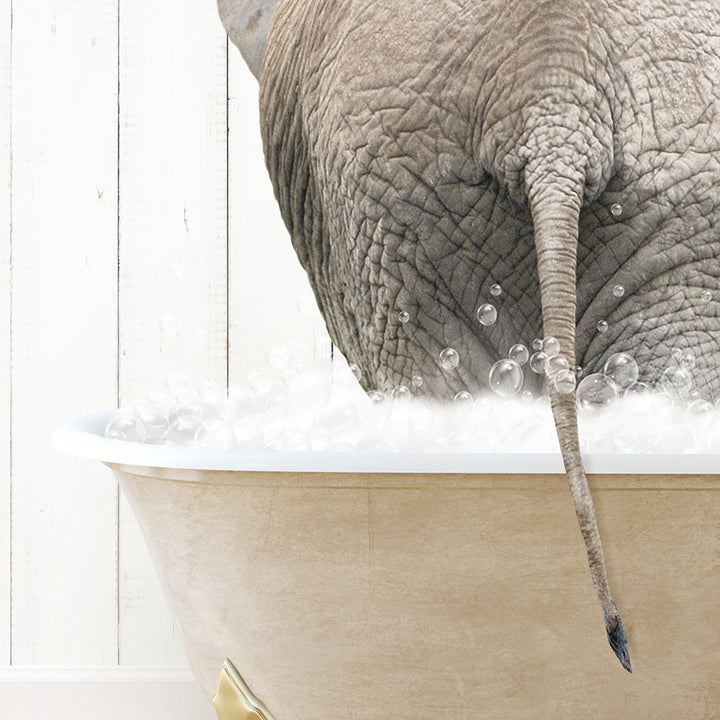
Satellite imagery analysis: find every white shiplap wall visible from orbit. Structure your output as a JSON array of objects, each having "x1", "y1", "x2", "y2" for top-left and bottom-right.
[
  {"x1": 117, "y1": 0, "x2": 228, "y2": 667},
  {"x1": 10, "y1": 0, "x2": 119, "y2": 665},
  {"x1": 2, "y1": 0, "x2": 327, "y2": 678},
  {"x1": 0, "y1": 0, "x2": 10, "y2": 671}
]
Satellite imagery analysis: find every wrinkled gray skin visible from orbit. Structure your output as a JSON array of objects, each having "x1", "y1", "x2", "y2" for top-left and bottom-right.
[{"x1": 219, "y1": 0, "x2": 720, "y2": 672}]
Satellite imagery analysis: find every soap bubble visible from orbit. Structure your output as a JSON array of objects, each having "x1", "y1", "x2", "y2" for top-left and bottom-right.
[
  {"x1": 610, "y1": 203, "x2": 623, "y2": 217},
  {"x1": 660, "y1": 365, "x2": 693, "y2": 399},
  {"x1": 488, "y1": 359, "x2": 523, "y2": 397},
  {"x1": 576, "y1": 373, "x2": 619, "y2": 418},
  {"x1": 453, "y1": 390, "x2": 474, "y2": 410},
  {"x1": 553, "y1": 370, "x2": 576, "y2": 394},
  {"x1": 707, "y1": 422, "x2": 720, "y2": 452},
  {"x1": 686, "y1": 399, "x2": 714, "y2": 418},
  {"x1": 137, "y1": 409, "x2": 170, "y2": 443},
  {"x1": 680, "y1": 351, "x2": 696, "y2": 370},
  {"x1": 367, "y1": 390, "x2": 387, "y2": 404},
  {"x1": 603, "y1": 353, "x2": 639, "y2": 390},
  {"x1": 546, "y1": 355, "x2": 569, "y2": 377},
  {"x1": 333, "y1": 405, "x2": 359, "y2": 433},
  {"x1": 532, "y1": 338, "x2": 543, "y2": 351},
  {"x1": 175, "y1": 400, "x2": 205, "y2": 420},
  {"x1": 288, "y1": 372, "x2": 331, "y2": 409},
  {"x1": 218, "y1": 396, "x2": 242, "y2": 422},
  {"x1": 529, "y1": 351, "x2": 548, "y2": 374},
  {"x1": 166, "y1": 414, "x2": 203, "y2": 446},
  {"x1": 476, "y1": 303, "x2": 497, "y2": 326},
  {"x1": 104, "y1": 412, "x2": 138, "y2": 442},
  {"x1": 490, "y1": 283, "x2": 502, "y2": 296},
  {"x1": 198, "y1": 419, "x2": 236, "y2": 450},
  {"x1": 439, "y1": 347, "x2": 460, "y2": 370},
  {"x1": 349, "y1": 363, "x2": 362, "y2": 382},
  {"x1": 650, "y1": 391, "x2": 675, "y2": 416},
  {"x1": 533, "y1": 395, "x2": 552, "y2": 418},
  {"x1": 613, "y1": 284, "x2": 625, "y2": 298},
  {"x1": 398, "y1": 310, "x2": 410, "y2": 324},
  {"x1": 543, "y1": 336, "x2": 560, "y2": 357},
  {"x1": 597, "y1": 320, "x2": 609, "y2": 333},
  {"x1": 701, "y1": 289, "x2": 713, "y2": 302},
  {"x1": 622, "y1": 382, "x2": 653, "y2": 416},
  {"x1": 131, "y1": 396, "x2": 150, "y2": 416},
  {"x1": 258, "y1": 417, "x2": 284, "y2": 448},
  {"x1": 583, "y1": 423, "x2": 619, "y2": 453},
  {"x1": 165, "y1": 372, "x2": 195, "y2": 402},
  {"x1": 265, "y1": 391, "x2": 288, "y2": 414},
  {"x1": 508, "y1": 343, "x2": 529, "y2": 366},
  {"x1": 140, "y1": 391, "x2": 174, "y2": 415},
  {"x1": 474, "y1": 394, "x2": 492, "y2": 417},
  {"x1": 391, "y1": 385, "x2": 411, "y2": 401},
  {"x1": 671, "y1": 347, "x2": 684, "y2": 363},
  {"x1": 573, "y1": 365, "x2": 584, "y2": 379},
  {"x1": 232, "y1": 416, "x2": 260, "y2": 448},
  {"x1": 611, "y1": 421, "x2": 639, "y2": 452},
  {"x1": 100, "y1": 325, "x2": 720, "y2": 455}
]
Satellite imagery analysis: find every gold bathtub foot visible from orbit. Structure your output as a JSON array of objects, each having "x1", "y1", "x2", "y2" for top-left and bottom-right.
[{"x1": 212, "y1": 659, "x2": 276, "y2": 720}]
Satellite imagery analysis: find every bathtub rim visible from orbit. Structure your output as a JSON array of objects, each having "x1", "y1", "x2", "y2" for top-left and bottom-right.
[{"x1": 52, "y1": 409, "x2": 720, "y2": 475}]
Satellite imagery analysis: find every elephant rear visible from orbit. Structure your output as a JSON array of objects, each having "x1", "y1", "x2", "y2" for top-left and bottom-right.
[{"x1": 254, "y1": 0, "x2": 720, "y2": 671}]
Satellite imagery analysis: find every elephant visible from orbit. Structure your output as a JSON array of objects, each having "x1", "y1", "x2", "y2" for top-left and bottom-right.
[{"x1": 218, "y1": 0, "x2": 720, "y2": 672}]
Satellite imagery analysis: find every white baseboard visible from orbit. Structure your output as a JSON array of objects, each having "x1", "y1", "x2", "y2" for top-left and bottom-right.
[{"x1": 0, "y1": 667, "x2": 217, "y2": 720}]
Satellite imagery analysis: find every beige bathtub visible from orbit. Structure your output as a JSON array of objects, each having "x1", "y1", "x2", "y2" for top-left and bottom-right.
[{"x1": 54, "y1": 411, "x2": 720, "y2": 719}]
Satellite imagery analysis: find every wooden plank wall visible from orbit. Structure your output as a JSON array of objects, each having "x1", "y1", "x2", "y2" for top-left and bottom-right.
[
  {"x1": 10, "y1": 0, "x2": 119, "y2": 664},
  {"x1": 0, "y1": 0, "x2": 10, "y2": 667},
  {"x1": 3, "y1": 2, "x2": 328, "y2": 667},
  {"x1": 117, "y1": 0, "x2": 228, "y2": 666}
]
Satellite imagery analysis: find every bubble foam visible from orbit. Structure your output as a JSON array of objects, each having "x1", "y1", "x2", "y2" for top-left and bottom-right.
[{"x1": 105, "y1": 346, "x2": 720, "y2": 454}]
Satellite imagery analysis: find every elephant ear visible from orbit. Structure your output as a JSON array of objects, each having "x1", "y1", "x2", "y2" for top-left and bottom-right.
[{"x1": 217, "y1": 0, "x2": 279, "y2": 78}]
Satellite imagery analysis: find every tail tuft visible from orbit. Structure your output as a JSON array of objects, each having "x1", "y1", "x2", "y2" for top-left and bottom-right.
[{"x1": 605, "y1": 613, "x2": 632, "y2": 673}]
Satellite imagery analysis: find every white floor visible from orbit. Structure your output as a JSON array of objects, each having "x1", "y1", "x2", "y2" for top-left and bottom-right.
[{"x1": 0, "y1": 668, "x2": 216, "y2": 720}]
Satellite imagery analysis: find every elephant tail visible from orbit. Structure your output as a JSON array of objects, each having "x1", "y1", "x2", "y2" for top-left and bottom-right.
[{"x1": 526, "y1": 163, "x2": 631, "y2": 673}]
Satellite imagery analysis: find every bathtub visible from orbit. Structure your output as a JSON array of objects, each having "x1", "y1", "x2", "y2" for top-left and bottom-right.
[{"x1": 54, "y1": 410, "x2": 720, "y2": 719}]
